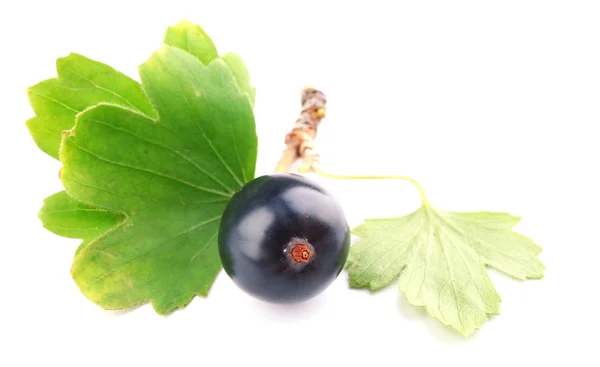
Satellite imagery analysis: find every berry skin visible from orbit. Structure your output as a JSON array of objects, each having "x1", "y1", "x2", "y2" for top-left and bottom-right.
[{"x1": 218, "y1": 173, "x2": 350, "y2": 303}]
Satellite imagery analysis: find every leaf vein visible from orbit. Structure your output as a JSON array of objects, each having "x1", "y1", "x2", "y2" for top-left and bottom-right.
[
  {"x1": 434, "y1": 220, "x2": 465, "y2": 330},
  {"x1": 35, "y1": 93, "x2": 79, "y2": 113},
  {"x1": 68, "y1": 140, "x2": 231, "y2": 198},
  {"x1": 87, "y1": 117, "x2": 236, "y2": 194},
  {"x1": 414, "y1": 221, "x2": 432, "y2": 302},
  {"x1": 435, "y1": 221, "x2": 496, "y2": 310},
  {"x1": 44, "y1": 208, "x2": 112, "y2": 214},
  {"x1": 189, "y1": 231, "x2": 219, "y2": 265},
  {"x1": 63, "y1": 66, "x2": 141, "y2": 112},
  {"x1": 356, "y1": 215, "x2": 424, "y2": 286},
  {"x1": 68, "y1": 178, "x2": 229, "y2": 206},
  {"x1": 82, "y1": 216, "x2": 221, "y2": 291},
  {"x1": 155, "y1": 55, "x2": 246, "y2": 187},
  {"x1": 442, "y1": 214, "x2": 535, "y2": 272}
]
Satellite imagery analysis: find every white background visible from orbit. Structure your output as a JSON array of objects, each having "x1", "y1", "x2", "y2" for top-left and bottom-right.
[{"x1": 1, "y1": 1, "x2": 599, "y2": 366}]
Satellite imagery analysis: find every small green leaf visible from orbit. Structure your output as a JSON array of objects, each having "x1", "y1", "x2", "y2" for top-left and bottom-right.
[
  {"x1": 60, "y1": 45, "x2": 257, "y2": 314},
  {"x1": 348, "y1": 205, "x2": 545, "y2": 336},
  {"x1": 26, "y1": 53, "x2": 156, "y2": 159},
  {"x1": 38, "y1": 191, "x2": 125, "y2": 255}
]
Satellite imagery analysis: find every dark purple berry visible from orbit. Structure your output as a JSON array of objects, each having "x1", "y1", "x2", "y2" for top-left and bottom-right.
[{"x1": 218, "y1": 173, "x2": 350, "y2": 303}]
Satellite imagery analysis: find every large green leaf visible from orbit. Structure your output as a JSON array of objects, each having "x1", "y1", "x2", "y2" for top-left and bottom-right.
[
  {"x1": 28, "y1": 20, "x2": 256, "y2": 256},
  {"x1": 39, "y1": 191, "x2": 125, "y2": 255},
  {"x1": 347, "y1": 205, "x2": 545, "y2": 336},
  {"x1": 60, "y1": 45, "x2": 257, "y2": 314}
]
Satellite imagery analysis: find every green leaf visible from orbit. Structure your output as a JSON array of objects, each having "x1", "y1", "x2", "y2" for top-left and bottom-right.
[
  {"x1": 59, "y1": 45, "x2": 257, "y2": 314},
  {"x1": 347, "y1": 204, "x2": 545, "y2": 336},
  {"x1": 38, "y1": 191, "x2": 125, "y2": 255},
  {"x1": 26, "y1": 53, "x2": 156, "y2": 160},
  {"x1": 27, "y1": 20, "x2": 256, "y2": 260},
  {"x1": 164, "y1": 20, "x2": 255, "y2": 106}
]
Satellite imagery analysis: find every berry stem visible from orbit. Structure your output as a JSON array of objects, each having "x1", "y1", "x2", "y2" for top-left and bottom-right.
[
  {"x1": 274, "y1": 87, "x2": 327, "y2": 173},
  {"x1": 314, "y1": 171, "x2": 429, "y2": 206},
  {"x1": 275, "y1": 86, "x2": 428, "y2": 206}
]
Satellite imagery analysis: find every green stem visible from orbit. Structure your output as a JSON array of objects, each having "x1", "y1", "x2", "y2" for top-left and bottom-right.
[{"x1": 316, "y1": 171, "x2": 429, "y2": 206}]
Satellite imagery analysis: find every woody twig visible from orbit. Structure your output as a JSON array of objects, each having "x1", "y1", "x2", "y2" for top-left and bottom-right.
[{"x1": 274, "y1": 87, "x2": 327, "y2": 173}]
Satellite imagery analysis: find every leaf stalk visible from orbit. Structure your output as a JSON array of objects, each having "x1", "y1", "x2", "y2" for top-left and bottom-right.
[{"x1": 315, "y1": 171, "x2": 429, "y2": 206}]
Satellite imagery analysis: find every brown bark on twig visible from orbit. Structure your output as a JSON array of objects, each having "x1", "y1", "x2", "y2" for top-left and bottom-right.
[{"x1": 274, "y1": 87, "x2": 327, "y2": 173}]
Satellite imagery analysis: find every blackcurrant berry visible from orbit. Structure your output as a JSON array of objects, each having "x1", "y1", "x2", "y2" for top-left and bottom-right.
[{"x1": 218, "y1": 173, "x2": 350, "y2": 303}]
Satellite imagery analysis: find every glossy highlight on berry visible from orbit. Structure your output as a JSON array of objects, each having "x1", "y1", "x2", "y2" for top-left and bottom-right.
[{"x1": 218, "y1": 173, "x2": 350, "y2": 303}]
